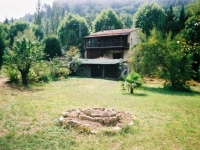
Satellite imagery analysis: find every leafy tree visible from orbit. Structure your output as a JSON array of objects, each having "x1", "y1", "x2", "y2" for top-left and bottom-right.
[
  {"x1": 121, "y1": 71, "x2": 143, "y2": 94},
  {"x1": 133, "y1": 3, "x2": 166, "y2": 37},
  {"x1": 8, "y1": 21, "x2": 29, "y2": 46},
  {"x1": 3, "y1": 29, "x2": 44, "y2": 85},
  {"x1": 43, "y1": 35, "x2": 62, "y2": 60},
  {"x1": 58, "y1": 13, "x2": 89, "y2": 53},
  {"x1": 130, "y1": 29, "x2": 194, "y2": 90},
  {"x1": 92, "y1": 9, "x2": 124, "y2": 32},
  {"x1": 0, "y1": 23, "x2": 8, "y2": 70}
]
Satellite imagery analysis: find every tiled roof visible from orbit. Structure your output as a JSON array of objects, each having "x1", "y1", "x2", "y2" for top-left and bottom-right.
[
  {"x1": 84, "y1": 28, "x2": 137, "y2": 38},
  {"x1": 80, "y1": 59, "x2": 124, "y2": 65}
]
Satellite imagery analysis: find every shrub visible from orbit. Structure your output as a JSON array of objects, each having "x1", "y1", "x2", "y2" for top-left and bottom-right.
[
  {"x1": 4, "y1": 65, "x2": 20, "y2": 83},
  {"x1": 43, "y1": 35, "x2": 62, "y2": 60}
]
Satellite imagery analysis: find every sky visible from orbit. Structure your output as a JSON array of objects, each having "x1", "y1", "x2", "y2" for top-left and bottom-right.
[{"x1": 0, "y1": 0, "x2": 55, "y2": 22}]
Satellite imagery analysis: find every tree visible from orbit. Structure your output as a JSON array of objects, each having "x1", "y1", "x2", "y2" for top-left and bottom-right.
[
  {"x1": 130, "y1": 29, "x2": 194, "y2": 90},
  {"x1": 34, "y1": 0, "x2": 43, "y2": 27},
  {"x1": 121, "y1": 71, "x2": 143, "y2": 94},
  {"x1": 43, "y1": 35, "x2": 62, "y2": 60},
  {"x1": 3, "y1": 29, "x2": 44, "y2": 85},
  {"x1": 0, "y1": 23, "x2": 7, "y2": 70},
  {"x1": 133, "y1": 3, "x2": 166, "y2": 37},
  {"x1": 92, "y1": 9, "x2": 124, "y2": 32},
  {"x1": 163, "y1": 5, "x2": 179, "y2": 38},
  {"x1": 178, "y1": 5, "x2": 187, "y2": 31},
  {"x1": 58, "y1": 13, "x2": 89, "y2": 53},
  {"x1": 8, "y1": 21, "x2": 29, "y2": 46}
]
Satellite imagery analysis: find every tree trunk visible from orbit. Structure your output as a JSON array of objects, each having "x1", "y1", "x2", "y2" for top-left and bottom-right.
[
  {"x1": 20, "y1": 71, "x2": 28, "y2": 86},
  {"x1": 130, "y1": 85, "x2": 134, "y2": 94}
]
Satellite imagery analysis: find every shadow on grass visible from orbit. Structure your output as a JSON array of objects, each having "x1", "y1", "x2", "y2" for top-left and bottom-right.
[
  {"x1": 3, "y1": 81, "x2": 45, "y2": 93},
  {"x1": 142, "y1": 86, "x2": 200, "y2": 96},
  {"x1": 122, "y1": 92, "x2": 148, "y2": 97}
]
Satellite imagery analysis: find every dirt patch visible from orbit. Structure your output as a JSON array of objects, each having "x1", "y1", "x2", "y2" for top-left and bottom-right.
[
  {"x1": 59, "y1": 108, "x2": 135, "y2": 133},
  {"x1": 0, "y1": 77, "x2": 8, "y2": 87}
]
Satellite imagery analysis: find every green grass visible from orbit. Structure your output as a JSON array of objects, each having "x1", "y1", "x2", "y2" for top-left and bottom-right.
[{"x1": 0, "y1": 77, "x2": 200, "y2": 150}]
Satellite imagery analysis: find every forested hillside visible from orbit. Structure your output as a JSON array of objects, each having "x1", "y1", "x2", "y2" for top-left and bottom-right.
[{"x1": 20, "y1": 0, "x2": 194, "y2": 30}]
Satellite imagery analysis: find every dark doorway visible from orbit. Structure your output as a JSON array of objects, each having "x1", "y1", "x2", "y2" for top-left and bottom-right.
[
  {"x1": 105, "y1": 64, "x2": 119, "y2": 78},
  {"x1": 91, "y1": 65, "x2": 103, "y2": 78}
]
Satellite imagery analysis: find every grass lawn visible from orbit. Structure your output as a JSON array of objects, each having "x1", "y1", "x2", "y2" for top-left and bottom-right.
[{"x1": 0, "y1": 77, "x2": 200, "y2": 150}]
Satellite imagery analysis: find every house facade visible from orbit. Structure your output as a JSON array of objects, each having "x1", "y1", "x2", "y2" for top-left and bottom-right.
[{"x1": 78, "y1": 28, "x2": 140, "y2": 78}]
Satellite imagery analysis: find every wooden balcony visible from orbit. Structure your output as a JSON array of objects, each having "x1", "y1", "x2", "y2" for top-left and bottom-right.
[{"x1": 85, "y1": 41, "x2": 129, "y2": 50}]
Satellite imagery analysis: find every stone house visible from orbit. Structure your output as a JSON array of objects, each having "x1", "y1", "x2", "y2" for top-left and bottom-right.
[{"x1": 78, "y1": 28, "x2": 140, "y2": 78}]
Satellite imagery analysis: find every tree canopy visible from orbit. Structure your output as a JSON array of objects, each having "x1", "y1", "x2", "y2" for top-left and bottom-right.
[
  {"x1": 92, "y1": 8, "x2": 124, "y2": 32},
  {"x1": 43, "y1": 35, "x2": 62, "y2": 60},
  {"x1": 130, "y1": 29, "x2": 194, "y2": 89},
  {"x1": 58, "y1": 13, "x2": 89, "y2": 51},
  {"x1": 133, "y1": 3, "x2": 166, "y2": 36}
]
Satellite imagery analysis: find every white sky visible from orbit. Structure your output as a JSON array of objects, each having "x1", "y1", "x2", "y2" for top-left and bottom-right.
[{"x1": 0, "y1": 0, "x2": 55, "y2": 22}]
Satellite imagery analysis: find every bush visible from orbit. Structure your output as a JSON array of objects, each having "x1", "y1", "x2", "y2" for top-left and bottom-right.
[
  {"x1": 43, "y1": 35, "x2": 62, "y2": 60},
  {"x1": 28, "y1": 61, "x2": 51, "y2": 83},
  {"x1": 4, "y1": 65, "x2": 20, "y2": 83},
  {"x1": 49, "y1": 57, "x2": 70, "y2": 79}
]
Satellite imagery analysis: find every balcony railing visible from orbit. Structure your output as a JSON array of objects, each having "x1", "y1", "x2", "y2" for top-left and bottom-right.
[{"x1": 85, "y1": 42, "x2": 129, "y2": 48}]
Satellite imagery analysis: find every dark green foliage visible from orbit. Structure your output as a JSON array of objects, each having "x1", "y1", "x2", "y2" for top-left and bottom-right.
[
  {"x1": 92, "y1": 8, "x2": 124, "y2": 32},
  {"x1": 58, "y1": 13, "x2": 89, "y2": 53},
  {"x1": 131, "y1": 29, "x2": 194, "y2": 90},
  {"x1": 0, "y1": 23, "x2": 7, "y2": 70},
  {"x1": 133, "y1": 3, "x2": 166, "y2": 36},
  {"x1": 8, "y1": 21, "x2": 29, "y2": 46},
  {"x1": 163, "y1": 5, "x2": 179, "y2": 38},
  {"x1": 43, "y1": 35, "x2": 62, "y2": 60},
  {"x1": 32, "y1": 25, "x2": 44, "y2": 40}
]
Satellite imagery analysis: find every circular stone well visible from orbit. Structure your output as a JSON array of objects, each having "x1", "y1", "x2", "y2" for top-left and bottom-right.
[{"x1": 59, "y1": 108, "x2": 135, "y2": 133}]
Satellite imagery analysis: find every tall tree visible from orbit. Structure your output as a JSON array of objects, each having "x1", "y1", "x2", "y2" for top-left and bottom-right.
[
  {"x1": 58, "y1": 13, "x2": 89, "y2": 54},
  {"x1": 179, "y1": 5, "x2": 187, "y2": 31},
  {"x1": 34, "y1": 0, "x2": 43, "y2": 27},
  {"x1": 92, "y1": 9, "x2": 124, "y2": 32},
  {"x1": 133, "y1": 3, "x2": 166, "y2": 37},
  {"x1": 164, "y1": 5, "x2": 178, "y2": 37},
  {"x1": 3, "y1": 29, "x2": 44, "y2": 85}
]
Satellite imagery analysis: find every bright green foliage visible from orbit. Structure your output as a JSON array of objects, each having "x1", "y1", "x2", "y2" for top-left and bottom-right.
[
  {"x1": 43, "y1": 35, "x2": 62, "y2": 60},
  {"x1": 92, "y1": 8, "x2": 124, "y2": 32},
  {"x1": 3, "y1": 29, "x2": 44, "y2": 85},
  {"x1": 66, "y1": 46, "x2": 80, "y2": 62},
  {"x1": 133, "y1": 3, "x2": 166, "y2": 36},
  {"x1": 58, "y1": 13, "x2": 89, "y2": 51},
  {"x1": 131, "y1": 29, "x2": 194, "y2": 90},
  {"x1": 70, "y1": 53, "x2": 82, "y2": 75},
  {"x1": 121, "y1": 71, "x2": 143, "y2": 94}
]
